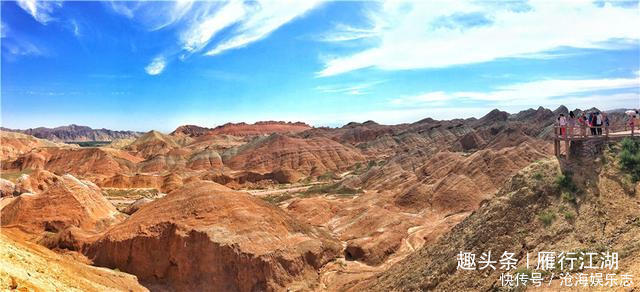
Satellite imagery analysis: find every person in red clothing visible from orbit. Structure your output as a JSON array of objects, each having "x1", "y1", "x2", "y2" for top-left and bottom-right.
[
  {"x1": 558, "y1": 114, "x2": 567, "y2": 137},
  {"x1": 577, "y1": 113, "x2": 587, "y2": 137}
]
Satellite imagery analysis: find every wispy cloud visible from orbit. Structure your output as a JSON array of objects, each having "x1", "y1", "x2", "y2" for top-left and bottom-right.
[
  {"x1": 390, "y1": 73, "x2": 640, "y2": 107},
  {"x1": 0, "y1": 22, "x2": 7, "y2": 38},
  {"x1": 315, "y1": 80, "x2": 385, "y2": 95},
  {"x1": 203, "y1": 1, "x2": 321, "y2": 56},
  {"x1": 318, "y1": 23, "x2": 380, "y2": 42},
  {"x1": 318, "y1": 1, "x2": 640, "y2": 77},
  {"x1": 70, "y1": 19, "x2": 80, "y2": 37},
  {"x1": 16, "y1": 0, "x2": 62, "y2": 25},
  {"x1": 2, "y1": 39, "x2": 44, "y2": 57},
  {"x1": 107, "y1": 1, "x2": 193, "y2": 31},
  {"x1": 108, "y1": 0, "x2": 322, "y2": 75},
  {"x1": 145, "y1": 57, "x2": 166, "y2": 75}
]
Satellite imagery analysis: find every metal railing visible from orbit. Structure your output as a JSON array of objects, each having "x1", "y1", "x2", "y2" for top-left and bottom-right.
[{"x1": 553, "y1": 123, "x2": 634, "y2": 140}]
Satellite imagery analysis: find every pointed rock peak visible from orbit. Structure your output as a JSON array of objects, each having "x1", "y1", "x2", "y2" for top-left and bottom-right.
[
  {"x1": 145, "y1": 130, "x2": 164, "y2": 137},
  {"x1": 585, "y1": 107, "x2": 601, "y2": 113},
  {"x1": 342, "y1": 122, "x2": 361, "y2": 128},
  {"x1": 134, "y1": 130, "x2": 176, "y2": 145},
  {"x1": 553, "y1": 105, "x2": 569, "y2": 114},
  {"x1": 170, "y1": 125, "x2": 211, "y2": 137},
  {"x1": 480, "y1": 109, "x2": 509, "y2": 122},
  {"x1": 415, "y1": 117, "x2": 435, "y2": 124}
]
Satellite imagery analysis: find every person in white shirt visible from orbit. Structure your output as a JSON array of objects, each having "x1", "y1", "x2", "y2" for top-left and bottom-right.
[
  {"x1": 558, "y1": 114, "x2": 567, "y2": 137},
  {"x1": 595, "y1": 112, "x2": 603, "y2": 135}
]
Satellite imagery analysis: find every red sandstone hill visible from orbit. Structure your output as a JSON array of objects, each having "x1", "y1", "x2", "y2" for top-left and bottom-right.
[
  {"x1": 0, "y1": 229, "x2": 147, "y2": 291},
  {"x1": 224, "y1": 133, "x2": 366, "y2": 175},
  {"x1": 1, "y1": 172, "x2": 122, "y2": 234},
  {"x1": 3, "y1": 147, "x2": 143, "y2": 181},
  {"x1": 207, "y1": 121, "x2": 311, "y2": 136},
  {"x1": 0, "y1": 131, "x2": 66, "y2": 161},
  {"x1": 125, "y1": 130, "x2": 184, "y2": 158},
  {"x1": 84, "y1": 181, "x2": 341, "y2": 291},
  {"x1": 169, "y1": 125, "x2": 212, "y2": 137}
]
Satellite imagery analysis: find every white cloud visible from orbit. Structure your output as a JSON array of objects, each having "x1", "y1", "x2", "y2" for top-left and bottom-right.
[
  {"x1": 3, "y1": 39, "x2": 43, "y2": 57},
  {"x1": 318, "y1": 23, "x2": 380, "y2": 42},
  {"x1": 110, "y1": 0, "x2": 321, "y2": 75},
  {"x1": 108, "y1": 0, "x2": 194, "y2": 31},
  {"x1": 204, "y1": 0, "x2": 321, "y2": 56},
  {"x1": 16, "y1": 0, "x2": 62, "y2": 25},
  {"x1": 181, "y1": 1, "x2": 246, "y2": 53},
  {"x1": 107, "y1": 1, "x2": 139, "y2": 19},
  {"x1": 315, "y1": 80, "x2": 385, "y2": 95},
  {"x1": 70, "y1": 19, "x2": 80, "y2": 37},
  {"x1": 318, "y1": 0, "x2": 640, "y2": 77},
  {"x1": 390, "y1": 74, "x2": 640, "y2": 108},
  {"x1": 145, "y1": 57, "x2": 166, "y2": 75},
  {"x1": 1, "y1": 22, "x2": 7, "y2": 38}
]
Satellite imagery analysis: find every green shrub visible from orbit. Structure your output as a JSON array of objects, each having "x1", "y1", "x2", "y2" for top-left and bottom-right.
[
  {"x1": 555, "y1": 172, "x2": 577, "y2": 193},
  {"x1": 621, "y1": 137, "x2": 640, "y2": 153},
  {"x1": 563, "y1": 210, "x2": 575, "y2": 221},
  {"x1": 304, "y1": 182, "x2": 362, "y2": 196},
  {"x1": 318, "y1": 171, "x2": 338, "y2": 181},
  {"x1": 561, "y1": 192, "x2": 576, "y2": 203},
  {"x1": 619, "y1": 138, "x2": 640, "y2": 182},
  {"x1": 262, "y1": 193, "x2": 294, "y2": 204},
  {"x1": 538, "y1": 211, "x2": 556, "y2": 227},
  {"x1": 532, "y1": 172, "x2": 543, "y2": 180}
]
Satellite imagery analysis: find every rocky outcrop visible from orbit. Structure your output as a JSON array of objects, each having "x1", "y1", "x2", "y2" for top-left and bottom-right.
[
  {"x1": 122, "y1": 197, "x2": 153, "y2": 215},
  {"x1": 1, "y1": 124, "x2": 141, "y2": 142},
  {"x1": 85, "y1": 181, "x2": 341, "y2": 291},
  {"x1": 1, "y1": 173, "x2": 122, "y2": 234},
  {"x1": 0, "y1": 178, "x2": 16, "y2": 197},
  {"x1": 170, "y1": 125, "x2": 212, "y2": 137},
  {"x1": 225, "y1": 134, "x2": 365, "y2": 175},
  {"x1": 209, "y1": 121, "x2": 311, "y2": 136},
  {"x1": 367, "y1": 152, "x2": 640, "y2": 291},
  {"x1": 0, "y1": 131, "x2": 64, "y2": 161},
  {"x1": 99, "y1": 172, "x2": 184, "y2": 193},
  {"x1": 0, "y1": 230, "x2": 148, "y2": 291},
  {"x1": 186, "y1": 149, "x2": 224, "y2": 170},
  {"x1": 125, "y1": 131, "x2": 183, "y2": 159},
  {"x1": 3, "y1": 147, "x2": 143, "y2": 180}
]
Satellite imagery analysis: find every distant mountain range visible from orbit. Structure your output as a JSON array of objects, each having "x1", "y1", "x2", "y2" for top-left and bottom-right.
[
  {"x1": 2, "y1": 106, "x2": 632, "y2": 143},
  {"x1": 0, "y1": 124, "x2": 142, "y2": 142}
]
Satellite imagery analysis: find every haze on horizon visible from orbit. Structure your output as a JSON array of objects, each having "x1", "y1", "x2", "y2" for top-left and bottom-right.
[{"x1": 1, "y1": 0, "x2": 639, "y2": 132}]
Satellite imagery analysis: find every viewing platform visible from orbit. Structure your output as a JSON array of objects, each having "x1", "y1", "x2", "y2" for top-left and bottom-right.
[{"x1": 554, "y1": 124, "x2": 638, "y2": 159}]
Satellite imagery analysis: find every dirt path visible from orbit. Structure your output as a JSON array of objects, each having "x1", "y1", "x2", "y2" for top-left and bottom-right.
[{"x1": 245, "y1": 182, "x2": 324, "y2": 197}]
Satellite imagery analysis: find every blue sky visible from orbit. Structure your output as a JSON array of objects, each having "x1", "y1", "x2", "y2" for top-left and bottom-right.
[{"x1": 1, "y1": 0, "x2": 639, "y2": 132}]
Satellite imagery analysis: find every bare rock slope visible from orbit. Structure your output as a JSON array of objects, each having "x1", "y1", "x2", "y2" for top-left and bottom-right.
[{"x1": 85, "y1": 181, "x2": 341, "y2": 291}]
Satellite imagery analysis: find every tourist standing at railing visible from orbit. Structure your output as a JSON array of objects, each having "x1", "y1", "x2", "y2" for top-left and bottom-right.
[
  {"x1": 578, "y1": 113, "x2": 587, "y2": 137},
  {"x1": 588, "y1": 112, "x2": 596, "y2": 136},
  {"x1": 595, "y1": 112, "x2": 603, "y2": 135},
  {"x1": 568, "y1": 111, "x2": 576, "y2": 138},
  {"x1": 558, "y1": 114, "x2": 567, "y2": 137},
  {"x1": 634, "y1": 110, "x2": 640, "y2": 136},
  {"x1": 628, "y1": 110, "x2": 636, "y2": 135}
]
